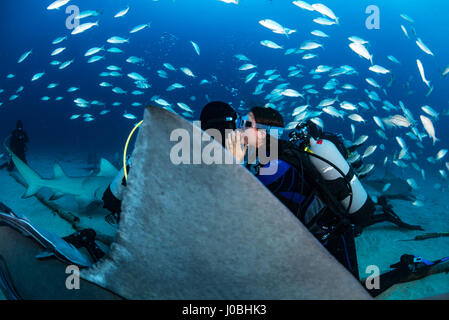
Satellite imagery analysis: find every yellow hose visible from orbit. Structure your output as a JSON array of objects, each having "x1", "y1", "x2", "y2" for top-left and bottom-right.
[{"x1": 123, "y1": 120, "x2": 144, "y2": 181}]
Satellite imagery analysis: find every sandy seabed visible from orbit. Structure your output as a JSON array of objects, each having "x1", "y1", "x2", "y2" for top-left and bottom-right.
[{"x1": 0, "y1": 147, "x2": 448, "y2": 300}]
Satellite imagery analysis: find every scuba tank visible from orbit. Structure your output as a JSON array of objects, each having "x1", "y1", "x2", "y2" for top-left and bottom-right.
[
  {"x1": 307, "y1": 137, "x2": 368, "y2": 214},
  {"x1": 289, "y1": 121, "x2": 369, "y2": 216}
]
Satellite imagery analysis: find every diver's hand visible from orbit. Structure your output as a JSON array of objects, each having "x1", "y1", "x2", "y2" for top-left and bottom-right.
[{"x1": 225, "y1": 131, "x2": 248, "y2": 164}]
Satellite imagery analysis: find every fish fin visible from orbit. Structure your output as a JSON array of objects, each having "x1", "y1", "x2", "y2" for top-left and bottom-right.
[
  {"x1": 433, "y1": 137, "x2": 439, "y2": 146},
  {"x1": 97, "y1": 158, "x2": 119, "y2": 177},
  {"x1": 53, "y1": 163, "x2": 67, "y2": 179},
  {"x1": 426, "y1": 85, "x2": 433, "y2": 97},
  {"x1": 4, "y1": 145, "x2": 43, "y2": 198}
]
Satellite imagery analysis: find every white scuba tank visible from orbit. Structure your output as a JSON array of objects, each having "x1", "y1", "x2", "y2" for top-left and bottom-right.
[{"x1": 307, "y1": 137, "x2": 368, "y2": 214}]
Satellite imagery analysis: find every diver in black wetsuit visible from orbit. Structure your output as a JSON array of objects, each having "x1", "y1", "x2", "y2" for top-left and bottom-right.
[
  {"x1": 200, "y1": 103, "x2": 427, "y2": 296},
  {"x1": 223, "y1": 107, "x2": 362, "y2": 278},
  {"x1": 0, "y1": 121, "x2": 29, "y2": 172}
]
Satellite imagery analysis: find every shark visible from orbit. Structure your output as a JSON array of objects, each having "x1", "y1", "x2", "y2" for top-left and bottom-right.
[
  {"x1": 363, "y1": 169, "x2": 416, "y2": 202},
  {"x1": 5, "y1": 145, "x2": 118, "y2": 206}
]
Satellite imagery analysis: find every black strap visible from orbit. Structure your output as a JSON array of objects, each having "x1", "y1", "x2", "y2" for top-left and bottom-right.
[
  {"x1": 121, "y1": 165, "x2": 130, "y2": 187},
  {"x1": 323, "y1": 168, "x2": 355, "y2": 202},
  {"x1": 280, "y1": 141, "x2": 353, "y2": 242}
]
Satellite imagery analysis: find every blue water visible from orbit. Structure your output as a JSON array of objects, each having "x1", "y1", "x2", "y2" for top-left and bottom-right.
[
  {"x1": 0, "y1": 0, "x2": 448, "y2": 159},
  {"x1": 1, "y1": 0, "x2": 449, "y2": 300}
]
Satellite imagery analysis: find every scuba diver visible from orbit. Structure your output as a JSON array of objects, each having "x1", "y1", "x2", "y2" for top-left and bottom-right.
[
  {"x1": 228, "y1": 108, "x2": 423, "y2": 236},
  {"x1": 225, "y1": 107, "x2": 362, "y2": 277},
  {"x1": 200, "y1": 102, "x2": 426, "y2": 296},
  {"x1": 102, "y1": 101, "x2": 240, "y2": 226},
  {"x1": 0, "y1": 120, "x2": 29, "y2": 172}
]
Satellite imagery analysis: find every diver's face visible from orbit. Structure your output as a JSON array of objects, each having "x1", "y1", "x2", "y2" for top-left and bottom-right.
[{"x1": 242, "y1": 112, "x2": 265, "y2": 148}]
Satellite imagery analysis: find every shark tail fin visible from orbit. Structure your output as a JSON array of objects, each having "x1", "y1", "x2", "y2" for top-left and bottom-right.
[
  {"x1": 433, "y1": 137, "x2": 439, "y2": 146},
  {"x1": 4, "y1": 145, "x2": 43, "y2": 198}
]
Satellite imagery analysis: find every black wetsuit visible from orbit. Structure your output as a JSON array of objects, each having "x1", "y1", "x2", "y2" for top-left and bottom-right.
[
  {"x1": 253, "y1": 140, "x2": 360, "y2": 278},
  {"x1": 252, "y1": 138, "x2": 423, "y2": 282},
  {"x1": 102, "y1": 164, "x2": 129, "y2": 224}
]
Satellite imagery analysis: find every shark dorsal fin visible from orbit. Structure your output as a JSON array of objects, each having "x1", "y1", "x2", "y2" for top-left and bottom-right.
[
  {"x1": 53, "y1": 163, "x2": 67, "y2": 179},
  {"x1": 98, "y1": 158, "x2": 118, "y2": 177}
]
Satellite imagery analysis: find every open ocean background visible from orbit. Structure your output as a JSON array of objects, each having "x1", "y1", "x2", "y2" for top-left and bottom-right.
[
  {"x1": 0, "y1": 0, "x2": 447, "y2": 161},
  {"x1": 1, "y1": 0, "x2": 449, "y2": 300}
]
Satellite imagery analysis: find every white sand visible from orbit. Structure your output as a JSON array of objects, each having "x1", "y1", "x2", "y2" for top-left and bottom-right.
[
  {"x1": 1, "y1": 148, "x2": 448, "y2": 300},
  {"x1": 0, "y1": 148, "x2": 119, "y2": 300},
  {"x1": 0, "y1": 149, "x2": 118, "y2": 236},
  {"x1": 357, "y1": 172, "x2": 449, "y2": 300}
]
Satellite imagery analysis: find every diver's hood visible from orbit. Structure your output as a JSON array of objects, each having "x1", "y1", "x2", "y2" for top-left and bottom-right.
[{"x1": 81, "y1": 106, "x2": 371, "y2": 300}]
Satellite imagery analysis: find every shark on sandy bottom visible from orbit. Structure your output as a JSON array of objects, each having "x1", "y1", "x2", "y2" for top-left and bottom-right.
[
  {"x1": 5, "y1": 145, "x2": 118, "y2": 207},
  {"x1": 363, "y1": 169, "x2": 416, "y2": 202}
]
